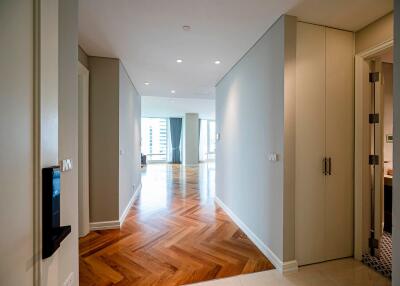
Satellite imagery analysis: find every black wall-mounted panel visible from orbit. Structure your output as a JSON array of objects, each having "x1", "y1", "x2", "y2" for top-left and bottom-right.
[{"x1": 42, "y1": 166, "x2": 71, "y2": 259}]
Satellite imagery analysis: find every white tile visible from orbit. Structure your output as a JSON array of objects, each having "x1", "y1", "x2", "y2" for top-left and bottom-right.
[
  {"x1": 239, "y1": 270, "x2": 285, "y2": 285},
  {"x1": 199, "y1": 276, "x2": 242, "y2": 286},
  {"x1": 184, "y1": 258, "x2": 391, "y2": 286}
]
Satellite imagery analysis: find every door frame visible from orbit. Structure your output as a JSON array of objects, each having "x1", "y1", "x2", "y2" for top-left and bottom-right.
[
  {"x1": 78, "y1": 62, "x2": 90, "y2": 237},
  {"x1": 354, "y1": 39, "x2": 393, "y2": 260}
]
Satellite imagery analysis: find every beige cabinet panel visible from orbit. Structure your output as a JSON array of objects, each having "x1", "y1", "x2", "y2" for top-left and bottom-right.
[
  {"x1": 295, "y1": 22, "x2": 327, "y2": 266},
  {"x1": 325, "y1": 27, "x2": 354, "y2": 260},
  {"x1": 295, "y1": 23, "x2": 354, "y2": 266}
]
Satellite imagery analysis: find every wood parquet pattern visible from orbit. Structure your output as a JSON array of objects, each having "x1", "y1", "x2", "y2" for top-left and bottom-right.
[{"x1": 79, "y1": 164, "x2": 274, "y2": 285}]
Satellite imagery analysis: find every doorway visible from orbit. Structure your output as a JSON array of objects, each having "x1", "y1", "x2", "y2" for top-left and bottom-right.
[{"x1": 355, "y1": 43, "x2": 393, "y2": 278}]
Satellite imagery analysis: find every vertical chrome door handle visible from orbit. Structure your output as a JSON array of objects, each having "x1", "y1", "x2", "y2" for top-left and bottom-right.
[
  {"x1": 323, "y1": 157, "x2": 327, "y2": 175},
  {"x1": 328, "y1": 157, "x2": 332, "y2": 175}
]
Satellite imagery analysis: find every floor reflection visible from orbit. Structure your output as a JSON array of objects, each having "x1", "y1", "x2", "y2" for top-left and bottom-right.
[{"x1": 139, "y1": 163, "x2": 216, "y2": 215}]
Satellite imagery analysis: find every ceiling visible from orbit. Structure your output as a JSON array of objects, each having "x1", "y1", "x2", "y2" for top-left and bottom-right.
[
  {"x1": 288, "y1": 0, "x2": 392, "y2": 31},
  {"x1": 79, "y1": 0, "x2": 393, "y2": 99},
  {"x1": 142, "y1": 96, "x2": 215, "y2": 119}
]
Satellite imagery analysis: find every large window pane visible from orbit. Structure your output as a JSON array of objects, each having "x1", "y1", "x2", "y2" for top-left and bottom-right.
[
  {"x1": 199, "y1": 120, "x2": 208, "y2": 161},
  {"x1": 141, "y1": 118, "x2": 168, "y2": 162},
  {"x1": 199, "y1": 119, "x2": 216, "y2": 162},
  {"x1": 208, "y1": 121, "x2": 216, "y2": 154}
]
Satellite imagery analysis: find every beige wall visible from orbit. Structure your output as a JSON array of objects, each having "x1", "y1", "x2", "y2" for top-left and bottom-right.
[
  {"x1": 79, "y1": 46, "x2": 89, "y2": 68},
  {"x1": 215, "y1": 15, "x2": 296, "y2": 266},
  {"x1": 89, "y1": 57, "x2": 120, "y2": 222},
  {"x1": 392, "y1": 2, "x2": 400, "y2": 285},
  {"x1": 355, "y1": 12, "x2": 393, "y2": 54},
  {"x1": 89, "y1": 57, "x2": 142, "y2": 223},
  {"x1": 383, "y1": 63, "x2": 393, "y2": 171},
  {"x1": 282, "y1": 15, "x2": 297, "y2": 262},
  {"x1": 0, "y1": 1, "x2": 35, "y2": 285}
]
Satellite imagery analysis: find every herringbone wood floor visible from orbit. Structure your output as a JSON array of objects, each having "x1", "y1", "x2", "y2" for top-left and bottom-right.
[{"x1": 79, "y1": 164, "x2": 273, "y2": 285}]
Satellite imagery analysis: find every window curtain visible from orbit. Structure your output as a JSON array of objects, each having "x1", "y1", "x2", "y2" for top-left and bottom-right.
[{"x1": 169, "y1": 118, "x2": 182, "y2": 163}]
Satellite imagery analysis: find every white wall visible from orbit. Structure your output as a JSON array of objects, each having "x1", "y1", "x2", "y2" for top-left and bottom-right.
[
  {"x1": 0, "y1": 1, "x2": 35, "y2": 285},
  {"x1": 392, "y1": 2, "x2": 400, "y2": 284},
  {"x1": 1, "y1": 0, "x2": 79, "y2": 285},
  {"x1": 215, "y1": 15, "x2": 296, "y2": 265},
  {"x1": 41, "y1": 1, "x2": 80, "y2": 286},
  {"x1": 40, "y1": 0, "x2": 60, "y2": 284},
  {"x1": 119, "y1": 63, "x2": 142, "y2": 218},
  {"x1": 57, "y1": 0, "x2": 79, "y2": 285},
  {"x1": 142, "y1": 96, "x2": 215, "y2": 120}
]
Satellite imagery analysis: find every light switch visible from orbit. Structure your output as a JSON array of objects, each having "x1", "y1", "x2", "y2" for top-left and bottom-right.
[
  {"x1": 216, "y1": 133, "x2": 221, "y2": 141},
  {"x1": 61, "y1": 159, "x2": 73, "y2": 172},
  {"x1": 268, "y1": 153, "x2": 279, "y2": 162}
]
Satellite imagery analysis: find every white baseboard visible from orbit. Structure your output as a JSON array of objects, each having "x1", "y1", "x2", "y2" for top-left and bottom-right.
[
  {"x1": 281, "y1": 260, "x2": 299, "y2": 272},
  {"x1": 90, "y1": 183, "x2": 142, "y2": 231},
  {"x1": 214, "y1": 196, "x2": 298, "y2": 273},
  {"x1": 90, "y1": 220, "x2": 120, "y2": 231},
  {"x1": 119, "y1": 183, "x2": 142, "y2": 226}
]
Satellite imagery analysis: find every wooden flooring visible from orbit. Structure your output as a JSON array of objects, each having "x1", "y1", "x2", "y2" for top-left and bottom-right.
[{"x1": 79, "y1": 164, "x2": 273, "y2": 286}]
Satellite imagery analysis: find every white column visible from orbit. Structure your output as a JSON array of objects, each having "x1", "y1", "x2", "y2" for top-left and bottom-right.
[{"x1": 183, "y1": 113, "x2": 199, "y2": 166}]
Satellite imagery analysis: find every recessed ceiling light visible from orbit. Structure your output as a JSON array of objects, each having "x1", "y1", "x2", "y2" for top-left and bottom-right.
[
  {"x1": 176, "y1": 59, "x2": 183, "y2": 63},
  {"x1": 144, "y1": 82, "x2": 150, "y2": 85},
  {"x1": 171, "y1": 90, "x2": 176, "y2": 94},
  {"x1": 182, "y1": 25, "x2": 191, "y2": 31},
  {"x1": 214, "y1": 60, "x2": 221, "y2": 65}
]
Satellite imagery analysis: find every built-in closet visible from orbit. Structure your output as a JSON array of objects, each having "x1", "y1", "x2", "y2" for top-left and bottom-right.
[{"x1": 295, "y1": 22, "x2": 354, "y2": 265}]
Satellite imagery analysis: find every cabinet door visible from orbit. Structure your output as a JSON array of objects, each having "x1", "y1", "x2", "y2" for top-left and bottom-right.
[
  {"x1": 325, "y1": 28, "x2": 354, "y2": 260},
  {"x1": 295, "y1": 22, "x2": 327, "y2": 265}
]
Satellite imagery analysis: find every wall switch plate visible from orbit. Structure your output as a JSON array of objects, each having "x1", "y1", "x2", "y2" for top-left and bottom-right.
[
  {"x1": 268, "y1": 153, "x2": 279, "y2": 162},
  {"x1": 216, "y1": 133, "x2": 221, "y2": 141},
  {"x1": 63, "y1": 272, "x2": 74, "y2": 286},
  {"x1": 61, "y1": 159, "x2": 73, "y2": 172}
]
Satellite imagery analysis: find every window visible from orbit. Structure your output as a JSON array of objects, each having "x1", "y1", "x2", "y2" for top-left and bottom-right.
[
  {"x1": 199, "y1": 119, "x2": 216, "y2": 161},
  {"x1": 141, "y1": 118, "x2": 168, "y2": 162}
]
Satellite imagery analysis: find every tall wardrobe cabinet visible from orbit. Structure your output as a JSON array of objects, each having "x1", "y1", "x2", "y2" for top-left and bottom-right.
[{"x1": 295, "y1": 22, "x2": 354, "y2": 265}]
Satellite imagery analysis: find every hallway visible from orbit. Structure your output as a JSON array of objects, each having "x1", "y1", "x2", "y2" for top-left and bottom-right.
[{"x1": 79, "y1": 164, "x2": 273, "y2": 285}]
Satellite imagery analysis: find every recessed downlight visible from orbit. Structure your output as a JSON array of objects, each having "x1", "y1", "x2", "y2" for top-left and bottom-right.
[
  {"x1": 144, "y1": 82, "x2": 150, "y2": 86},
  {"x1": 214, "y1": 60, "x2": 221, "y2": 65},
  {"x1": 171, "y1": 90, "x2": 176, "y2": 94},
  {"x1": 176, "y1": 59, "x2": 183, "y2": 63}
]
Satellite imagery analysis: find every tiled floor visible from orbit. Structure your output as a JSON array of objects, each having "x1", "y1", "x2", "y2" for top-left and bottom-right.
[
  {"x1": 186, "y1": 258, "x2": 391, "y2": 286},
  {"x1": 362, "y1": 232, "x2": 392, "y2": 278}
]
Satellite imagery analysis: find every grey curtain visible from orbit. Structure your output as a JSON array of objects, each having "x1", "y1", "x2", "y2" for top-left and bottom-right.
[{"x1": 169, "y1": 118, "x2": 182, "y2": 163}]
